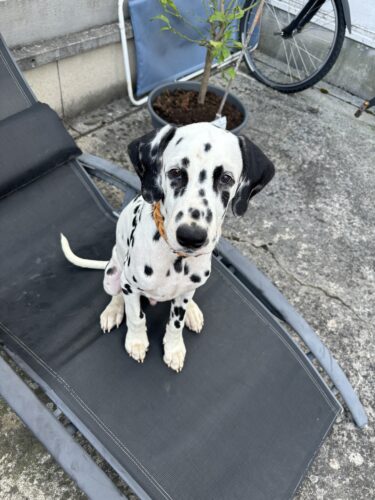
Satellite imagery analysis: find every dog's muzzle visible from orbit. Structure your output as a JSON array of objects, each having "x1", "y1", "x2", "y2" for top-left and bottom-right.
[{"x1": 152, "y1": 202, "x2": 208, "y2": 255}]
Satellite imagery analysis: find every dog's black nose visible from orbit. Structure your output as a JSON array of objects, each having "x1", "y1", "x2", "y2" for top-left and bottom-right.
[{"x1": 176, "y1": 224, "x2": 207, "y2": 249}]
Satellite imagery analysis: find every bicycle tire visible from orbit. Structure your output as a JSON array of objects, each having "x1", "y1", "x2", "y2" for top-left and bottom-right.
[{"x1": 240, "y1": 0, "x2": 346, "y2": 93}]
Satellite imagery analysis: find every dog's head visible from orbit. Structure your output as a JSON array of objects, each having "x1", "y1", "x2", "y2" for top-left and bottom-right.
[{"x1": 128, "y1": 122, "x2": 274, "y2": 255}]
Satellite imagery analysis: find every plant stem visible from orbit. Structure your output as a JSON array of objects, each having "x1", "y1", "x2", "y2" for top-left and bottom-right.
[
  {"x1": 198, "y1": 0, "x2": 225, "y2": 105},
  {"x1": 198, "y1": 48, "x2": 214, "y2": 105},
  {"x1": 216, "y1": 0, "x2": 265, "y2": 118}
]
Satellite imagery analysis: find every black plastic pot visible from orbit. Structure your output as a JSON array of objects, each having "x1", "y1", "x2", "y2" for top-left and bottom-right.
[{"x1": 147, "y1": 81, "x2": 248, "y2": 135}]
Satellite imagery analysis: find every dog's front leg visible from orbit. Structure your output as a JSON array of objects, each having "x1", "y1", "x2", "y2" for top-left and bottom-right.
[
  {"x1": 123, "y1": 291, "x2": 149, "y2": 363},
  {"x1": 163, "y1": 291, "x2": 195, "y2": 372},
  {"x1": 100, "y1": 294, "x2": 125, "y2": 333}
]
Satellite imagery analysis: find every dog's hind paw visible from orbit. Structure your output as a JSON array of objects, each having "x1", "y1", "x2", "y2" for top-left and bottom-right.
[
  {"x1": 100, "y1": 295, "x2": 125, "y2": 333},
  {"x1": 185, "y1": 300, "x2": 204, "y2": 333},
  {"x1": 125, "y1": 334, "x2": 149, "y2": 363}
]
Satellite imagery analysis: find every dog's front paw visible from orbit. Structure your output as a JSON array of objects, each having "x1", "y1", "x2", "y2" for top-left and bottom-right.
[
  {"x1": 163, "y1": 336, "x2": 186, "y2": 373},
  {"x1": 185, "y1": 300, "x2": 204, "y2": 333},
  {"x1": 125, "y1": 331, "x2": 149, "y2": 363},
  {"x1": 100, "y1": 296, "x2": 125, "y2": 333}
]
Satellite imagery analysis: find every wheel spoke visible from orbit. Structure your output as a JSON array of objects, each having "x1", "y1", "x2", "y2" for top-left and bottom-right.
[
  {"x1": 288, "y1": 41, "x2": 302, "y2": 80},
  {"x1": 298, "y1": 36, "x2": 317, "y2": 69},
  {"x1": 292, "y1": 39, "x2": 323, "y2": 63},
  {"x1": 267, "y1": 1, "x2": 294, "y2": 82},
  {"x1": 292, "y1": 38, "x2": 309, "y2": 77}
]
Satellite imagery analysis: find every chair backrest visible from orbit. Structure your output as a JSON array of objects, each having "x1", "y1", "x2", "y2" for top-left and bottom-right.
[
  {"x1": 0, "y1": 102, "x2": 80, "y2": 199},
  {"x1": 129, "y1": 0, "x2": 208, "y2": 96}
]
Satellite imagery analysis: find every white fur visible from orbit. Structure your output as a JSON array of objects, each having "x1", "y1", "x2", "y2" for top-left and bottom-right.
[
  {"x1": 61, "y1": 123, "x2": 249, "y2": 372},
  {"x1": 60, "y1": 233, "x2": 107, "y2": 270}
]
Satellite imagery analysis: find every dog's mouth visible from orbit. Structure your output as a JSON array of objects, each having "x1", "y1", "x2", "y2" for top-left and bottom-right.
[{"x1": 172, "y1": 241, "x2": 212, "y2": 258}]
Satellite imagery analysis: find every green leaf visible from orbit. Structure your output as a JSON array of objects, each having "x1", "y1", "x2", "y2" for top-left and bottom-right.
[
  {"x1": 232, "y1": 41, "x2": 243, "y2": 49},
  {"x1": 208, "y1": 11, "x2": 226, "y2": 23},
  {"x1": 160, "y1": 0, "x2": 179, "y2": 14},
  {"x1": 226, "y1": 67, "x2": 236, "y2": 79},
  {"x1": 209, "y1": 40, "x2": 223, "y2": 48},
  {"x1": 222, "y1": 46, "x2": 230, "y2": 60},
  {"x1": 151, "y1": 14, "x2": 171, "y2": 27}
]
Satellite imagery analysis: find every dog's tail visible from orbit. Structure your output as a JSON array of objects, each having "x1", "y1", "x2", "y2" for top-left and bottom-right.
[{"x1": 60, "y1": 233, "x2": 108, "y2": 270}]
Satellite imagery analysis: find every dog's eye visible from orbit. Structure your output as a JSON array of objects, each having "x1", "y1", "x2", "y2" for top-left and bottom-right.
[
  {"x1": 220, "y1": 173, "x2": 233, "y2": 185},
  {"x1": 168, "y1": 168, "x2": 182, "y2": 179}
]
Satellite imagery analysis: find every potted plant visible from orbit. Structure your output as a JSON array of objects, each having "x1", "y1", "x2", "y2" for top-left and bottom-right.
[{"x1": 148, "y1": 0, "x2": 254, "y2": 134}]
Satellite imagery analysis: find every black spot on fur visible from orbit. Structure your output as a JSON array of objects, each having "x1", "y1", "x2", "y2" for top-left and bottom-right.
[
  {"x1": 174, "y1": 320, "x2": 181, "y2": 329},
  {"x1": 206, "y1": 209, "x2": 213, "y2": 223},
  {"x1": 122, "y1": 284, "x2": 132, "y2": 295},
  {"x1": 190, "y1": 274, "x2": 201, "y2": 283},
  {"x1": 191, "y1": 209, "x2": 200, "y2": 220},
  {"x1": 134, "y1": 205, "x2": 140, "y2": 214},
  {"x1": 203, "y1": 198, "x2": 208, "y2": 206},
  {"x1": 204, "y1": 143, "x2": 211, "y2": 152},
  {"x1": 199, "y1": 170, "x2": 207, "y2": 183},
  {"x1": 127, "y1": 256, "x2": 131, "y2": 267},
  {"x1": 221, "y1": 190, "x2": 230, "y2": 208},
  {"x1": 170, "y1": 169, "x2": 188, "y2": 197},
  {"x1": 174, "y1": 306, "x2": 185, "y2": 321},
  {"x1": 175, "y1": 211, "x2": 183, "y2": 223},
  {"x1": 183, "y1": 298, "x2": 188, "y2": 303},
  {"x1": 106, "y1": 266, "x2": 116, "y2": 275},
  {"x1": 133, "y1": 275, "x2": 137, "y2": 282},
  {"x1": 181, "y1": 157, "x2": 190, "y2": 167},
  {"x1": 127, "y1": 238, "x2": 130, "y2": 246},
  {"x1": 144, "y1": 265, "x2": 153, "y2": 276},
  {"x1": 153, "y1": 230, "x2": 161, "y2": 241},
  {"x1": 132, "y1": 216, "x2": 137, "y2": 228},
  {"x1": 205, "y1": 270, "x2": 210, "y2": 277},
  {"x1": 159, "y1": 127, "x2": 176, "y2": 153},
  {"x1": 166, "y1": 270, "x2": 170, "y2": 277},
  {"x1": 213, "y1": 166, "x2": 224, "y2": 193},
  {"x1": 184, "y1": 263, "x2": 189, "y2": 275},
  {"x1": 176, "y1": 137, "x2": 183, "y2": 145},
  {"x1": 174, "y1": 257, "x2": 183, "y2": 273},
  {"x1": 199, "y1": 189, "x2": 205, "y2": 197},
  {"x1": 139, "y1": 310, "x2": 144, "y2": 319}
]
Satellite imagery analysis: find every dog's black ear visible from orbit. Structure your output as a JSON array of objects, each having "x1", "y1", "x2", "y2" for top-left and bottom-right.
[
  {"x1": 232, "y1": 135, "x2": 275, "y2": 216},
  {"x1": 127, "y1": 125, "x2": 177, "y2": 203}
]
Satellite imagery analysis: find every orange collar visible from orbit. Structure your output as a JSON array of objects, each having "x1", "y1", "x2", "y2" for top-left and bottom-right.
[
  {"x1": 152, "y1": 202, "x2": 187, "y2": 257},
  {"x1": 152, "y1": 201, "x2": 167, "y2": 240}
]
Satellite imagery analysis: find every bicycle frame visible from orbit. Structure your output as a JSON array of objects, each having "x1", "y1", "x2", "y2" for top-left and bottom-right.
[{"x1": 279, "y1": 0, "x2": 351, "y2": 38}]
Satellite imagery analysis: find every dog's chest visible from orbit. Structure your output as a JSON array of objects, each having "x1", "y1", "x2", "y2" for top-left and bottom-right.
[
  {"x1": 116, "y1": 197, "x2": 211, "y2": 301},
  {"x1": 125, "y1": 246, "x2": 211, "y2": 301}
]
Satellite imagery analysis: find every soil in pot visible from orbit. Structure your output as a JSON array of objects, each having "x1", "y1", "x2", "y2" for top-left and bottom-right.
[{"x1": 153, "y1": 89, "x2": 244, "y2": 131}]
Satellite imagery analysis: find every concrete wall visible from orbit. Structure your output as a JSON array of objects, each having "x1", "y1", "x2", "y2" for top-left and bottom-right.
[
  {"x1": 348, "y1": 0, "x2": 375, "y2": 48},
  {"x1": 0, "y1": 0, "x2": 129, "y2": 47},
  {"x1": 23, "y1": 40, "x2": 135, "y2": 118}
]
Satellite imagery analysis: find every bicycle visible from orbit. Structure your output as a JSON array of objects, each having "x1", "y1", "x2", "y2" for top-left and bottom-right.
[{"x1": 240, "y1": 0, "x2": 351, "y2": 93}]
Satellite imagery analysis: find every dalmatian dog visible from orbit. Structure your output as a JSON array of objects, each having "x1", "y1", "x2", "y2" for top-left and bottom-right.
[{"x1": 61, "y1": 122, "x2": 274, "y2": 372}]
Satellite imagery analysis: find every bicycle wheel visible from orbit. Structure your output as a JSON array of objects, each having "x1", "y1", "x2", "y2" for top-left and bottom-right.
[{"x1": 240, "y1": 0, "x2": 346, "y2": 93}]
